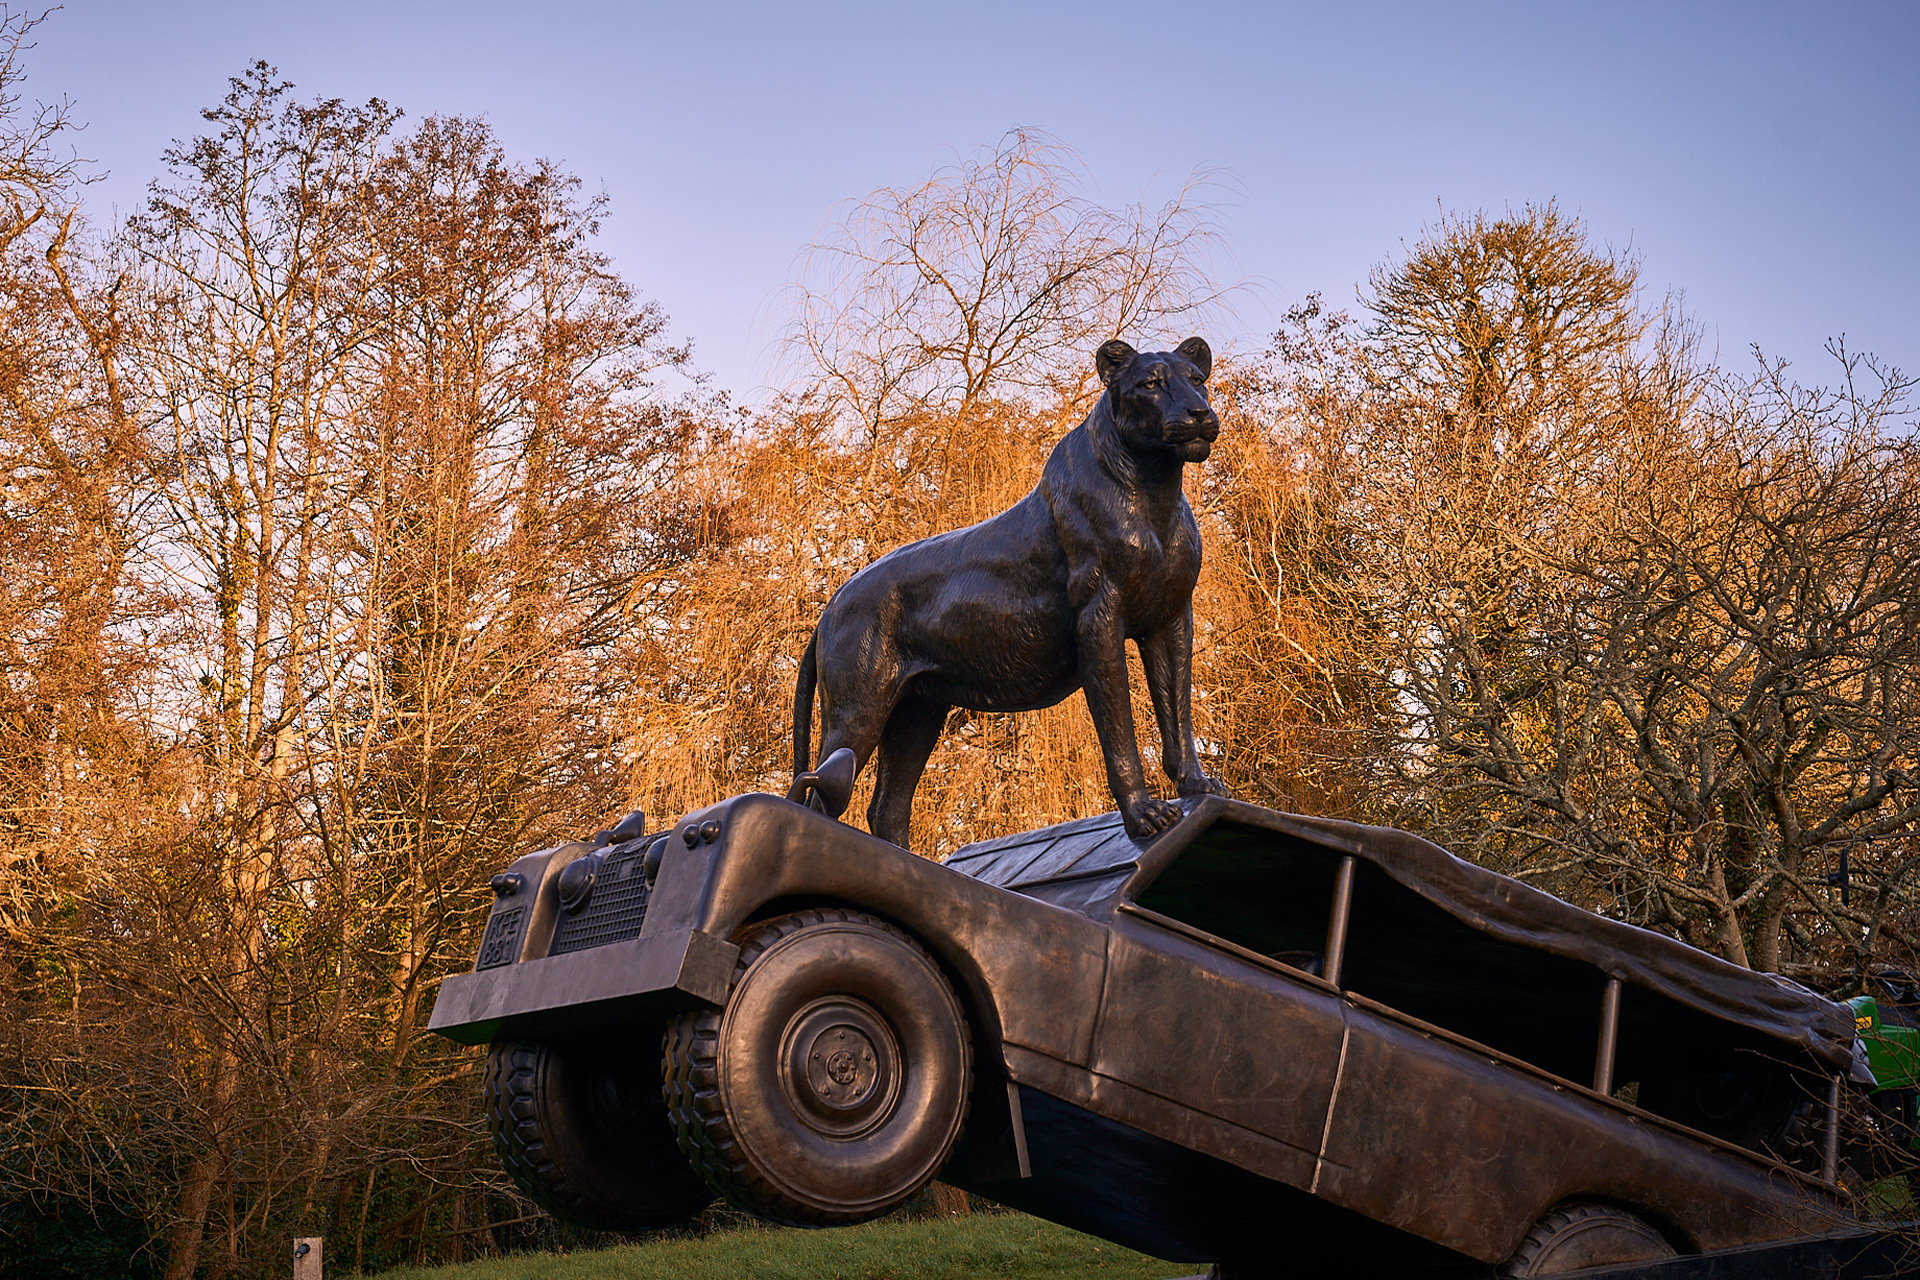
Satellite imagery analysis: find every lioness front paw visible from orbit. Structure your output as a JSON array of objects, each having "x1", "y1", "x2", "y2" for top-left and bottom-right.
[
  {"x1": 1177, "y1": 770, "x2": 1230, "y2": 800},
  {"x1": 1121, "y1": 794, "x2": 1185, "y2": 840}
]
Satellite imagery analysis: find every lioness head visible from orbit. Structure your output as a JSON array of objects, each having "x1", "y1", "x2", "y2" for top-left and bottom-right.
[{"x1": 1095, "y1": 337, "x2": 1219, "y2": 464}]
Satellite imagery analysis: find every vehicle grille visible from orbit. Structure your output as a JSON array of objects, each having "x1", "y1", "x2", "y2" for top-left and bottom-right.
[
  {"x1": 476, "y1": 905, "x2": 528, "y2": 970},
  {"x1": 549, "y1": 840, "x2": 654, "y2": 955}
]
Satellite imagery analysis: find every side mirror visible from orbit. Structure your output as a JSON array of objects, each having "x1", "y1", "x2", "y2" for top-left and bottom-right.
[{"x1": 786, "y1": 747, "x2": 857, "y2": 820}]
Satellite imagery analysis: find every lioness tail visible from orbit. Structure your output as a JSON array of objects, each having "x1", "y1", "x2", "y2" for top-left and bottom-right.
[{"x1": 792, "y1": 630, "x2": 819, "y2": 777}]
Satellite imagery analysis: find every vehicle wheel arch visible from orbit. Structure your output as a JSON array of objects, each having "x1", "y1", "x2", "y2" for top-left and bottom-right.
[{"x1": 1587, "y1": 1195, "x2": 1693, "y2": 1253}]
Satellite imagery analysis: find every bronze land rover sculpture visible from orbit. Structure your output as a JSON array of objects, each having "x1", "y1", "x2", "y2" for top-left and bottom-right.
[{"x1": 427, "y1": 790, "x2": 1891, "y2": 1277}]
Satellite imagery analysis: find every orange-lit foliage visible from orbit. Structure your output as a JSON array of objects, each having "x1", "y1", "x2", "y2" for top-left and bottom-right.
[{"x1": 0, "y1": 41, "x2": 1912, "y2": 1280}]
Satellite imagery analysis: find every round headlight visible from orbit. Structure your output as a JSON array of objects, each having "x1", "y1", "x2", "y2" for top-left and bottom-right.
[{"x1": 557, "y1": 852, "x2": 600, "y2": 914}]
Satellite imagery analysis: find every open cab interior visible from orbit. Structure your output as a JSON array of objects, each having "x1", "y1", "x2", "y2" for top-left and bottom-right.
[{"x1": 1122, "y1": 810, "x2": 1846, "y2": 1176}]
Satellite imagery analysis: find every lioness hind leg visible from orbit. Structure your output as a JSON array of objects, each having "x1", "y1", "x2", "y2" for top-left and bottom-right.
[
  {"x1": 866, "y1": 697, "x2": 949, "y2": 850},
  {"x1": 808, "y1": 672, "x2": 906, "y2": 810}
]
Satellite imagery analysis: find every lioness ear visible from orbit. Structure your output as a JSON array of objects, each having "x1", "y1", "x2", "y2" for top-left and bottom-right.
[
  {"x1": 1175, "y1": 336, "x2": 1212, "y2": 382},
  {"x1": 1095, "y1": 339, "x2": 1138, "y2": 386}
]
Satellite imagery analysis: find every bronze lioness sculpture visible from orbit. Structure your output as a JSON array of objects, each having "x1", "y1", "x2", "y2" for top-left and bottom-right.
[{"x1": 792, "y1": 337, "x2": 1230, "y2": 847}]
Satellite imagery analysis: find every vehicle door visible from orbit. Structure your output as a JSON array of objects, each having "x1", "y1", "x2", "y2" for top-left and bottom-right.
[{"x1": 1087, "y1": 823, "x2": 1351, "y2": 1188}]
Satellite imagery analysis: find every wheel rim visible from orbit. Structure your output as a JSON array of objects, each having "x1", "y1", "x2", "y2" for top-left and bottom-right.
[{"x1": 778, "y1": 996, "x2": 902, "y2": 1138}]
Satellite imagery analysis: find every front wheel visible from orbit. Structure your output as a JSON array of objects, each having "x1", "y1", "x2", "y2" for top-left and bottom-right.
[
  {"x1": 485, "y1": 1035, "x2": 712, "y2": 1232},
  {"x1": 663, "y1": 908, "x2": 972, "y2": 1226}
]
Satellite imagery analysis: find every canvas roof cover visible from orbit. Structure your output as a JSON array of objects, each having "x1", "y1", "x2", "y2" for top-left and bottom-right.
[{"x1": 945, "y1": 798, "x2": 1859, "y2": 1075}]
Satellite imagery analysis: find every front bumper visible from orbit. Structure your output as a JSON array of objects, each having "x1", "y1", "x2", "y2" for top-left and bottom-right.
[{"x1": 426, "y1": 926, "x2": 740, "y2": 1046}]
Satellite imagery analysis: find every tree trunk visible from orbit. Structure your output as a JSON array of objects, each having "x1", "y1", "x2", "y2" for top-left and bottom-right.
[{"x1": 164, "y1": 1052, "x2": 236, "y2": 1280}]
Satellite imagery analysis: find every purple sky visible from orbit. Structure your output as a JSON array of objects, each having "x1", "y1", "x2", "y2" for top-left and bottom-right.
[{"x1": 31, "y1": 1, "x2": 1919, "y2": 399}]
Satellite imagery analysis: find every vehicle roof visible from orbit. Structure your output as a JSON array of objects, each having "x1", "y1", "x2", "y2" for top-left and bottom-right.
[
  {"x1": 944, "y1": 797, "x2": 1859, "y2": 1074},
  {"x1": 943, "y1": 809, "x2": 1139, "y2": 891}
]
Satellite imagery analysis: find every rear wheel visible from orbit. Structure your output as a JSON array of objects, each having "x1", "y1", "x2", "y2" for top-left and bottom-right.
[
  {"x1": 662, "y1": 908, "x2": 972, "y2": 1226},
  {"x1": 485, "y1": 1035, "x2": 712, "y2": 1232},
  {"x1": 1501, "y1": 1202, "x2": 1676, "y2": 1277}
]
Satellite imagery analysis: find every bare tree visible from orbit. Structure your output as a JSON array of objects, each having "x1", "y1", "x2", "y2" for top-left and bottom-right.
[
  {"x1": 1236, "y1": 206, "x2": 1920, "y2": 972},
  {"x1": 789, "y1": 128, "x2": 1226, "y2": 441},
  {"x1": 0, "y1": 1, "x2": 133, "y2": 917},
  {"x1": 0, "y1": 9, "x2": 195, "y2": 1274},
  {"x1": 313, "y1": 113, "x2": 691, "y2": 1270},
  {"x1": 1512, "y1": 355, "x2": 1920, "y2": 973},
  {"x1": 2, "y1": 57, "x2": 702, "y2": 1275},
  {"x1": 120, "y1": 63, "x2": 400, "y2": 1280}
]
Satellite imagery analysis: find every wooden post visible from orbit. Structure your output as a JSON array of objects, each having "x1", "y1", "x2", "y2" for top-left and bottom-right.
[
  {"x1": 294, "y1": 1237, "x2": 322, "y2": 1280},
  {"x1": 929, "y1": 1182, "x2": 972, "y2": 1217}
]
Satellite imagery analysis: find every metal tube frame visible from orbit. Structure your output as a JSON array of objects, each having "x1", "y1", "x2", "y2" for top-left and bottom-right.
[
  {"x1": 1324, "y1": 856, "x2": 1356, "y2": 988},
  {"x1": 1593, "y1": 978, "x2": 1622, "y2": 1095},
  {"x1": 1824, "y1": 1074, "x2": 1842, "y2": 1185}
]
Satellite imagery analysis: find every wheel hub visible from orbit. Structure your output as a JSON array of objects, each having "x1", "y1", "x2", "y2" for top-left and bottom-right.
[{"x1": 779, "y1": 997, "x2": 901, "y2": 1138}]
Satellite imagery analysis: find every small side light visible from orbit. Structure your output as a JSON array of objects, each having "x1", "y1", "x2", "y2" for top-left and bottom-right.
[
  {"x1": 490, "y1": 872, "x2": 525, "y2": 898},
  {"x1": 700, "y1": 820, "x2": 722, "y2": 844}
]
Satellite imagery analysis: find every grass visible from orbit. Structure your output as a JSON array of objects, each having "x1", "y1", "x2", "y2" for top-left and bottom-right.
[{"x1": 370, "y1": 1212, "x2": 1186, "y2": 1280}]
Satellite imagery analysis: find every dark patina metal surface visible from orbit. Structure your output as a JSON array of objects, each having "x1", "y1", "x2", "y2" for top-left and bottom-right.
[
  {"x1": 788, "y1": 338, "x2": 1229, "y2": 848},
  {"x1": 430, "y1": 793, "x2": 1871, "y2": 1274}
]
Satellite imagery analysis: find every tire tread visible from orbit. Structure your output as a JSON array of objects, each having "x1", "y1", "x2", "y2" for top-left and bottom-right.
[
  {"x1": 484, "y1": 1037, "x2": 709, "y2": 1232},
  {"x1": 485, "y1": 1041, "x2": 598, "y2": 1225},
  {"x1": 1501, "y1": 1201, "x2": 1676, "y2": 1277}
]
